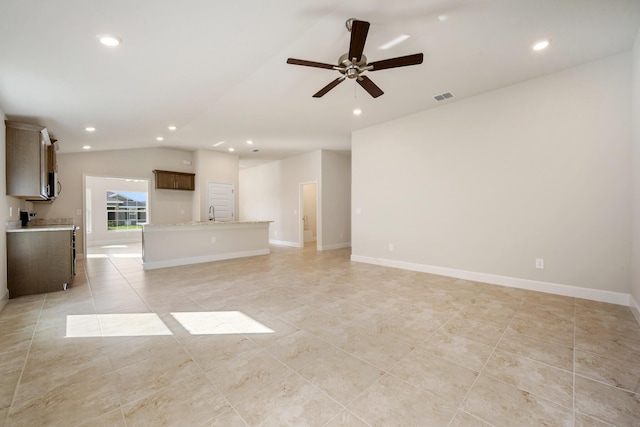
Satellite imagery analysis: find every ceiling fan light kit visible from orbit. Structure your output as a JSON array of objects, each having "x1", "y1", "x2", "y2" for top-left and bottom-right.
[{"x1": 287, "y1": 18, "x2": 424, "y2": 98}]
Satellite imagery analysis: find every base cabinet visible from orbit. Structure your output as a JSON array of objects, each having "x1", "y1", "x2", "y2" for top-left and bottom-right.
[{"x1": 7, "y1": 230, "x2": 74, "y2": 298}]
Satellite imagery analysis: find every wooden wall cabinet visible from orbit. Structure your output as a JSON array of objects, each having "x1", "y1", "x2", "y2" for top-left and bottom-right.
[
  {"x1": 5, "y1": 121, "x2": 50, "y2": 200},
  {"x1": 153, "y1": 170, "x2": 195, "y2": 191}
]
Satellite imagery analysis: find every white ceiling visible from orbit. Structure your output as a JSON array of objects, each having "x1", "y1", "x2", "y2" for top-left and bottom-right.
[{"x1": 1, "y1": 0, "x2": 639, "y2": 168}]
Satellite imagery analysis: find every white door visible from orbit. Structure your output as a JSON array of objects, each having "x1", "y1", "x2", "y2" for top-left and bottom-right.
[{"x1": 207, "y1": 182, "x2": 234, "y2": 222}]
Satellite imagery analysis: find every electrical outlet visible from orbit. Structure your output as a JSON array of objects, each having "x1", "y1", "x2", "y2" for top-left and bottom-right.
[
  {"x1": 535, "y1": 258, "x2": 544, "y2": 269},
  {"x1": 388, "y1": 243, "x2": 394, "y2": 252},
  {"x1": 210, "y1": 236, "x2": 217, "y2": 243}
]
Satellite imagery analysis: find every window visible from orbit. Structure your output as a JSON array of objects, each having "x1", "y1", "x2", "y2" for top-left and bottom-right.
[{"x1": 106, "y1": 191, "x2": 147, "y2": 231}]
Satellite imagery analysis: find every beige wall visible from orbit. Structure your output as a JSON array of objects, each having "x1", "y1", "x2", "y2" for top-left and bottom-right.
[
  {"x1": 321, "y1": 150, "x2": 351, "y2": 249},
  {"x1": 352, "y1": 53, "x2": 632, "y2": 301},
  {"x1": 302, "y1": 183, "x2": 317, "y2": 239},
  {"x1": 632, "y1": 29, "x2": 640, "y2": 319},
  {"x1": 0, "y1": 116, "x2": 29, "y2": 306},
  {"x1": 0, "y1": 114, "x2": 7, "y2": 306},
  {"x1": 33, "y1": 147, "x2": 195, "y2": 256}
]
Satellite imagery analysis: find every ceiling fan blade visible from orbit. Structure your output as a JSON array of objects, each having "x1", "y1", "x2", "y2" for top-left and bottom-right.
[
  {"x1": 313, "y1": 77, "x2": 346, "y2": 98},
  {"x1": 368, "y1": 53, "x2": 424, "y2": 71},
  {"x1": 348, "y1": 20, "x2": 370, "y2": 62},
  {"x1": 287, "y1": 58, "x2": 336, "y2": 70},
  {"x1": 357, "y1": 75, "x2": 384, "y2": 98}
]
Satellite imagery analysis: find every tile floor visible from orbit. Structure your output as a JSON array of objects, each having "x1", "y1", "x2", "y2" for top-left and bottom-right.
[{"x1": 1, "y1": 243, "x2": 640, "y2": 426}]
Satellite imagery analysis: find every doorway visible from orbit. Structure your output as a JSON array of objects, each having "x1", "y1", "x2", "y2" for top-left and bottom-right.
[
  {"x1": 300, "y1": 182, "x2": 318, "y2": 248},
  {"x1": 84, "y1": 175, "x2": 150, "y2": 260}
]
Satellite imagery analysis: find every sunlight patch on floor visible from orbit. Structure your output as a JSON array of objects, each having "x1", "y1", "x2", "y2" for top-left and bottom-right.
[
  {"x1": 66, "y1": 313, "x2": 172, "y2": 337},
  {"x1": 112, "y1": 253, "x2": 142, "y2": 258},
  {"x1": 66, "y1": 311, "x2": 273, "y2": 337},
  {"x1": 172, "y1": 311, "x2": 275, "y2": 335}
]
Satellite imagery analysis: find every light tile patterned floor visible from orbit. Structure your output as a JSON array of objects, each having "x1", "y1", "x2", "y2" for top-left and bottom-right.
[{"x1": 1, "y1": 243, "x2": 640, "y2": 426}]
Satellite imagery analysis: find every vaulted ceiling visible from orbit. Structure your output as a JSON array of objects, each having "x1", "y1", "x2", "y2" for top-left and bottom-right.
[{"x1": 1, "y1": 0, "x2": 639, "y2": 167}]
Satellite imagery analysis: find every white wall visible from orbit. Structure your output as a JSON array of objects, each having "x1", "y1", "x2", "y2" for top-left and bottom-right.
[
  {"x1": 192, "y1": 149, "x2": 239, "y2": 221},
  {"x1": 321, "y1": 150, "x2": 351, "y2": 250},
  {"x1": 240, "y1": 151, "x2": 321, "y2": 246},
  {"x1": 33, "y1": 148, "x2": 195, "y2": 255},
  {"x1": 239, "y1": 149, "x2": 351, "y2": 250},
  {"x1": 85, "y1": 176, "x2": 147, "y2": 246},
  {"x1": 631, "y1": 29, "x2": 640, "y2": 320},
  {"x1": 352, "y1": 53, "x2": 632, "y2": 301}
]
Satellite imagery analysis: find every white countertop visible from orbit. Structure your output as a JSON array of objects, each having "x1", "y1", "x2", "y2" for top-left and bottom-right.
[
  {"x1": 144, "y1": 220, "x2": 272, "y2": 227},
  {"x1": 142, "y1": 221, "x2": 272, "y2": 233},
  {"x1": 7, "y1": 225, "x2": 78, "y2": 233}
]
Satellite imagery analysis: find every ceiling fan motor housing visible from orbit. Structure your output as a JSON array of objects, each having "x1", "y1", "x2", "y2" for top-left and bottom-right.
[{"x1": 339, "y1": 53, "x2": 368, "y2": 79}]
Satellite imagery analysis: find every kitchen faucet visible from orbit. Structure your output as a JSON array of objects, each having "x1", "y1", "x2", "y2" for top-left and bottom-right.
[{"x1": 208, "y1": 205, "x2": 215, "y2": 221}]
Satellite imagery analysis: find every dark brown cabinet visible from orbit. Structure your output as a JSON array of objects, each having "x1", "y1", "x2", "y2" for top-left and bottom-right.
[
  {"x1": 153, "y1": 170, "x2": 195, "y2": 191},
  {"x1": 7, "y1": 229, "x2": 74, "y2": 298},
  {"x1": 5, "y1": 121, "x2": 49, "y2": 200}
]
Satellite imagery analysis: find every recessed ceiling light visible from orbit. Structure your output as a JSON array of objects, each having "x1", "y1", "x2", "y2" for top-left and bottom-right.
[
  {"x1": 82, "y1": 145, "x2": 91, "y2": 150},
  {"x1": 168, "y1": 126, "x2": 177, "y2": 131},
  {"x1": 98, "y1": 34, "x2": 122, "y2": 47},
  {"x1": 353, "y1": 108, "x2": 362, "y2": 116},
  {"x1": 156, "y1": 136, "x2": 164, "y2": 141},
  {"x1": 213, "y1": 141, "x2": 226, "y2": 147},
  {"x1": 228, "y1": 148, "x2": 235, "y2": 152},
  {"x1": 85, "y1": 126, "x2": 96, "y2": 132},
  {"x1": 438, "y1": 15, "x2": 448, "y2": 22},
  {"x1": 379, "y1": 34, "x2": 410, "y2": 50},
  {"x1": 532, "y1": 39, "x2": 551, "y2": 51},
  {"x1": 246, "y1": 140, "x2": 253, "y2": 145}
]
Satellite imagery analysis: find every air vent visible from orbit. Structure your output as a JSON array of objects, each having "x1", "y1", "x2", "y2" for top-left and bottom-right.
[{"x1": 433, "y1": 91, "x2": 454, "y2": 102}]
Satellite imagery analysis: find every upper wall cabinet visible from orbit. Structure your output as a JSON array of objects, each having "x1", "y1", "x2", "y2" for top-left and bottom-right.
[
  {"x1": 152, "y1": 170, "x2": 195, "y2": 191},
  {"x1": 5, "y1": 121, "x2": 50, "y2": 200}
]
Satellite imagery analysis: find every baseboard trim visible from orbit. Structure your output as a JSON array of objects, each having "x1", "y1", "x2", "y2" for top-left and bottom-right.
[
  {"x1": 630, "y1": 295, "x2": 640, "y2": 326},
  {"x1": 318, "y1": 242, "x2": 351, "y2": 251},
  {"x1": 351, "y1": 255, "x2": 630, "y2": 306},
  {"x1": 143, "y1": 249, "x2": 269, "y2": 270},
  {"x1": 269, "y1": 239, "x2": 302, "y2": 248},
  {"x1": 0, "y1": 288, "x2": 9, "y2": 311}
]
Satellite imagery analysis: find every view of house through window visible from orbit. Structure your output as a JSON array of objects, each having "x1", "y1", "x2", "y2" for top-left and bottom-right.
[{"x1": 107, "y1": 191, "x2": 147, "y2": 231}]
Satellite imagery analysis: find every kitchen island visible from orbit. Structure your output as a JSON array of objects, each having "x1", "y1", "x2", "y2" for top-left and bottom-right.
[{"x1": 142, "y1": 221, "x2": 271, "y2": 270}]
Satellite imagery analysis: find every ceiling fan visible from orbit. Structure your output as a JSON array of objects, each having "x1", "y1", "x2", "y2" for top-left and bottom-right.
[{"x1": 287, "y1": 18, "x2": 424, "y2": 98}]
